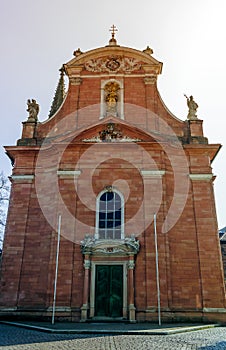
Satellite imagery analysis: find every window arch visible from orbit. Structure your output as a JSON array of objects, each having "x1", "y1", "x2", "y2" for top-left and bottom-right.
[{"x1": 95, "y1": 189, "x2": 124, "y2": 240}]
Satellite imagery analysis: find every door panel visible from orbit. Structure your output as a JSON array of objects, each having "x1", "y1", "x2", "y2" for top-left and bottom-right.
[
  {"x1": 95, "y1": 265, "x2": 123, "y2": 317},
  {"x1": 109, "y1": 265, "x2": 123, "y2": 317}
]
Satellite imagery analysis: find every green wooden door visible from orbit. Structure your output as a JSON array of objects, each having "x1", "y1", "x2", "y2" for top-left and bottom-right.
[{"x1": 95, "y1": 265, "x2": 123, "y2": 317}]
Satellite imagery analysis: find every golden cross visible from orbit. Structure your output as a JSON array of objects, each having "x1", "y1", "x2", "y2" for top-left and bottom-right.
[{"x1": 109, "y1": 24, "x2": 118, "y2": 38}]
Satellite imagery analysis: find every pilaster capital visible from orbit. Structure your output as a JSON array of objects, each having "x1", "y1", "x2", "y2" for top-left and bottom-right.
[
  {"x1": 83, "y1": 259, "x2": 91, "y2": 269},
  {"x1": 70, "y1": 77, "x2": 82, "y2": 85},
  {"x1": 144, "y1": 75, "x2": 157, "y2": 84},
  {"x1": 127, "y1": 260, "x2": 135, "y2": 270}
]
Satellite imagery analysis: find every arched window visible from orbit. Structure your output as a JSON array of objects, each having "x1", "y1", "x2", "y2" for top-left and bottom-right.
[{"x1": 96, "y1": 189, "x2": 124, "y2": 240}]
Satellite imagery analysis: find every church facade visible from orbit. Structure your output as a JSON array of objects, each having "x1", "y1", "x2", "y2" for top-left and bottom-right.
[{"x1": 0, "y1": 31, "x2": 225, "y2": 323}]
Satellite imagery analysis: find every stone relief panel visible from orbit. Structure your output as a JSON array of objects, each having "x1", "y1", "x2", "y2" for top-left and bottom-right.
[
  {"x1": 82, "y1": 123, "x2": 142, "y2": 143},
  {"x1": 84, "y1": 56, "x2": 142, "y2": 73}
]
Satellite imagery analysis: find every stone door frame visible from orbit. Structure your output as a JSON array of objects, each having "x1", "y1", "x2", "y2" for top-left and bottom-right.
[{"x1": 90, "y1": 260, "x2": 128, "y2": 319}]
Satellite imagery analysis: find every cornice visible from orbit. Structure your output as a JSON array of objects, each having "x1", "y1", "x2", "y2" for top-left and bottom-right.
[{"x1": 189, "y1": 174, "x2": 213, "y2": 181}]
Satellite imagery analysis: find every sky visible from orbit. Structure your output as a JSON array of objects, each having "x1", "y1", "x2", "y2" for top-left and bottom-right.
[{"x1": 0, "y1": 0, "x2": 225, "y2": 228}]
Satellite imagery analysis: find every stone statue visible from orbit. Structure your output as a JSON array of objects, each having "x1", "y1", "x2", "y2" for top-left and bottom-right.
[
  {"x1": 106, "y1": 87, "x2": 118, "y2": 112},
  {"x1": 27, "y1": 99, "x2": 39, "y2": 122},
  {"x1": 99, "y1": 123, "x2": 122, "y2": 141},
  {"x1": 104, "y1": 82, "x2": 120, "y2": 116},
  {"x1": 184, "y1": 94, "x2": 198, "y2": 120}
]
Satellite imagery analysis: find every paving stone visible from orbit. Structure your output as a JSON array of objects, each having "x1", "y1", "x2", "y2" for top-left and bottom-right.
[{"x1": 1, "y1": 324, "x2": 226, "y2": 349}]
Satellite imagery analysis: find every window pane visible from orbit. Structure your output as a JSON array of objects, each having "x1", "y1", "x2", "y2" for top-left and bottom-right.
[
  {"x1": 115, "y1": 210, "x2": 121, "y2": 219},
  {"x1": 99, "y1": 201, "x2": 105, "y2": 211},
  {"x1": 100, "y1": 193, "x2": 107, "y2": 201},
  {"x1": 99, "y1": 229, "x2": 105, "y2": 239},
  {"x1": 107, "y1": 212, "x2": 113, "y2": 220},
  {"x1": 107, "y1": 200, "x2": 114, "y2": 211},
  {"x1": 115, "y1": 230, "x2": 121, "y2": 239},
  {"x1": 99, "y1": 212, "x2": 105, "y2": 220},
  {"x1": 115, "y1": 220, "x2": 121, "y2": 227},
  {"x1": 99, "y1": 220, "x2": 105, "y2": 228},
  {"x1": 107, "y1": 220, "x2": 113, "y2": 228},
  {"x1": 106, "y1": 192, "x2": 114, "y2": 201},
  {"x1": 106, "y1": 230, "x2": 113, "y2": 239}
]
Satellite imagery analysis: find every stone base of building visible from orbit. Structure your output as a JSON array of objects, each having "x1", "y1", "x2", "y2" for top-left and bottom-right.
[
  {"x1": 137, "y1": 308, "x2": 226, "y2": 324},
  {"x1": 0, "y1": 307, "x2": 81, "y2": 323},
  {"x1": 0, "y1": 307, "x2": 226, "y2": 324}
]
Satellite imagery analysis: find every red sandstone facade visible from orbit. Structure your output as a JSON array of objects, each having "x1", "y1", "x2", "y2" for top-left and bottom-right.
[{"x1": 0, "y1": 35, "x2": 225, "y2": 323}]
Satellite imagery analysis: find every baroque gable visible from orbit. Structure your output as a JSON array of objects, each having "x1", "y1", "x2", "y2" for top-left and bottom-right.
[{"x1": 64, "y1": 45, "x2": 162, "y2": 78}]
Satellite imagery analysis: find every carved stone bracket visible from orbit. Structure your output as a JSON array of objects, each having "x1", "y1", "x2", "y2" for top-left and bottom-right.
[{"x1": 70, "y1": 77, "x2": 82, "y2": 85}]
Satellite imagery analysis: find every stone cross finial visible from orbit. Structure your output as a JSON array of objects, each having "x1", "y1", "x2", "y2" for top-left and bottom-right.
[
  {"x1": 109, "y1": 24, "x2": 118, "y2": 39},
  {"x1": 109, "y1": 25, "x2": 118, "y2": 46}
]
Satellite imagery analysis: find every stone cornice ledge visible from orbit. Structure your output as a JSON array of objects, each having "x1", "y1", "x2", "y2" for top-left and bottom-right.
[
  {"x1": 189, "y1": 174, "x2": 213, "y2": 181},
  {"x1": 141, "y1": 170, "x2": 165, "y2": 177},
  {"x1": 47, "y1": 306, "x2": 72, "y2": 312},
  {"x1": 203, "y1": 307, "x2": 226, "y2": 313},
  {"x1": 57, "y1": 170, "x2": 81, "y2": 178},
  {"x1": 10, "y1": 175, "x2": 34, "y2": 182}
]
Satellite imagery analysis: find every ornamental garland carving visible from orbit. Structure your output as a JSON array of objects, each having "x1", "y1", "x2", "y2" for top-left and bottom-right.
[
  {"x1": 84, "y1": 56, "x2": 142, "y2": 73},
  {"x1": 82, "y1": 123, "x2": 142, "y2": 143},
  {"x1": 82, "y1": 135, "x2": 141, "y2": 143},
  {"x1": 80, "y1": 234, "x2": 140, "y2": 255}
]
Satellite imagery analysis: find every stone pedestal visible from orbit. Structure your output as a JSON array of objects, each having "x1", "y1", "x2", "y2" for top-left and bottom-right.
[{"x1": 22, "y1": 121, "x2": 37, "y2": 138}]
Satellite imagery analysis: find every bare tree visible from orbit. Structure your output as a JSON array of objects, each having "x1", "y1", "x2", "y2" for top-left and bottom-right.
[{"x1": 0, "y1": 172, "x2": 10, "y2": 253}]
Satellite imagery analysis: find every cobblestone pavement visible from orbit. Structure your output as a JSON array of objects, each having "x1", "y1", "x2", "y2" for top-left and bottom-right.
[{"x1": 0, "y1": 324, "x2": 226, "y2": 349}]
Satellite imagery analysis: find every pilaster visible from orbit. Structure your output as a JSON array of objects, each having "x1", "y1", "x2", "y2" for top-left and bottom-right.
[
  {"x1": 128, "y1": 255, "x2": 136, "y2": 322},
  {"x1": 81, "y1": 254, "x2": 91, "y2": 322},
  {"x1": 190, "y1": 174, "x2": 226, "y2": 309}
]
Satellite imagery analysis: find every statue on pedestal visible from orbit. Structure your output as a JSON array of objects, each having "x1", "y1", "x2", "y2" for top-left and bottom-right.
[
  {"x1": 184, "y1": 94, "x2": 198, "y2": 120},
  {"x1": 27, "y1": 99, "x2": 39, "y2": 122}
]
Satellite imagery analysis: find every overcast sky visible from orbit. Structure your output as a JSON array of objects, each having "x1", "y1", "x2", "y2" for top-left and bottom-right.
[{"x1": 0, "y1": 0, "x2": 225, "y2": 228}]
